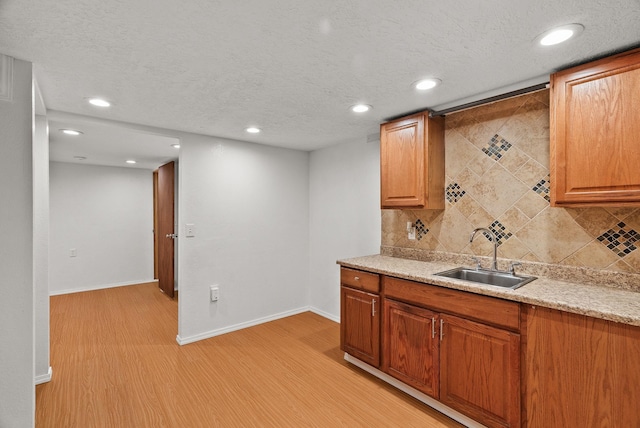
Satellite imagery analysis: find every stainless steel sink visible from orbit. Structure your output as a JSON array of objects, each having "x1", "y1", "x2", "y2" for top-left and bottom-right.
[{"x1": 434, "y1": 267, "x2": 536, "y2": 289}]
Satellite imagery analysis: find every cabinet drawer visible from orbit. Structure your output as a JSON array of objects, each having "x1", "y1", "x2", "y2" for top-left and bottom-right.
[
  {"x1": 340, "y1": 268, "x2": 380, "y2": 293},
  {"x1": 383, "y1": 276, "x2": 520, "y2": 332}
]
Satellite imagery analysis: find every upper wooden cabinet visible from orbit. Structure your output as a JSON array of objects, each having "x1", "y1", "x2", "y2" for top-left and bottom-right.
[
  {"x1": 550, "y1": 47, "x2": 640, "y2": 207},
  {"x1": 380, "y1": 112, "x2": 445, "y2": 209}
]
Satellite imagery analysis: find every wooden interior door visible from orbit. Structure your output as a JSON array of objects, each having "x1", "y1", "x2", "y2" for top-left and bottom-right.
[
  {"x1": 153, "y1": 170, "x2": 159, "y2": 280},
  {"x1": 157, "y1": 161, "x2": 175, "y2": 298}
]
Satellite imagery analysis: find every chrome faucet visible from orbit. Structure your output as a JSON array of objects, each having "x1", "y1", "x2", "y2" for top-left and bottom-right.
[{"x1": 469, "y1": 227, "x2": 498, "y2": 271}]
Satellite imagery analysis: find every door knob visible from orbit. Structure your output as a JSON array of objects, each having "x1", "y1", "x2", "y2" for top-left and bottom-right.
[{"x1": 165, "y1": 233, "x2": 178, "y2": 239}]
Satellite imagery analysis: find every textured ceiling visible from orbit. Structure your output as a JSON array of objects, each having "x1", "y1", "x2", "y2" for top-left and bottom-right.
[
  {"x1": 1, "y1": 0, "x2": 640, "y2": 162},
  {"x1": 48, "y1": 111, "x2": 180, "y2": 170}
]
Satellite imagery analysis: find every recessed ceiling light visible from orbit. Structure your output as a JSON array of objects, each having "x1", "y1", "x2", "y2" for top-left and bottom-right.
[
  {"x1": 171, "y1": 144, "x2": 181, "y2": 149},
  {"x1": 537, "y1": 24, "x2": 584, "y2": 46},
  {"x1": 414, "y1": 78, "x2": 441, "y2": 91},
  {"x1": 126, "y1": 160, "x2": 136, "y2": 164},
  {"x1": 246, "y1": 127, "x2": 261, "y2": 134},
  {"x1": 88, "y1": 98, "x2": 111, "y2": 107},
  {"x1": 351, "y1": 104, "x2": 372, "y2": 113},
  {"x1": 60, "y1": 129, "x2": 83, "y2": 136}
]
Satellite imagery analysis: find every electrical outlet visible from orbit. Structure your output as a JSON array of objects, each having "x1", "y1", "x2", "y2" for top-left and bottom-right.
[
  {"x1": 408, "y1": 228, "x2": 416, "y2": 240},
  {"x1": 210, "y1": 286, "x2": 219, "y2": 302},
  {"x1": 70, "y1": 248, "x2": 77, "y2": 257},
  {"x1": 406, "y1": 221, "x2": 416, "y2": 240}
]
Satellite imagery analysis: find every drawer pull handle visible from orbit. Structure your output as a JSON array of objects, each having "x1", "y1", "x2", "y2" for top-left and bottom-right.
[{"x1": 354, "y1": 276, "x2": 360, "y2": 281}]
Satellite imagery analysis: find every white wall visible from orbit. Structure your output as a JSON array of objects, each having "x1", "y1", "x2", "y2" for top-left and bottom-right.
[
  {"x1": 309, "y1": 137, "x2": 381, "y2": 320},
  {"x1": 34, "y1": 114, "x2": 51, "y2": 384},
  {"x1": 49, "y1": 162, "x2": 154, "y2": 294},
  {"x1": 0, "y1": 55, "x2": 35, "y2": 428},
  {"x1": 177, "y1": 135, "x2": 309, "y2": 343},
  {"x1": 40, "y1": 112, "x2": 379, "y2": 349}
]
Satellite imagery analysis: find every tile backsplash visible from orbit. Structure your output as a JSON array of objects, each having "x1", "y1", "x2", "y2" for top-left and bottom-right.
[{"x1": 382, "y1": 90, "x2": 640, "y2": 275}]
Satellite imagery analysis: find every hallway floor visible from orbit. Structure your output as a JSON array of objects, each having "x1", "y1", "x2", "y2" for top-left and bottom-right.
[{"x1": 36, "y1": 282, "x2": 462, "y2": 427}]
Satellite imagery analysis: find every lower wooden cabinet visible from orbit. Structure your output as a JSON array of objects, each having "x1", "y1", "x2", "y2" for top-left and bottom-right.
[
  {"x1": 341, "y1": 267, "x2": 640, "y2": 428},
  {"x1": 340, "y1": 286, "x2": 380, "y2": 367},
  {"x1": 383, "y1": 297, "x2": 520, "y2": 428},
  {"x1": 522, "y1": 305, "x2": 640, "y2": 427},
  {"x1": 382, "y1": 299, "x2": 439, "y2": 397},
  {"x1": 439, "y1": 314, "x2": 520, "y2": 428}
]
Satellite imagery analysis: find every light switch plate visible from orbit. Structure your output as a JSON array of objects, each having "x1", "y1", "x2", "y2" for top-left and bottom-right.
[
  {"x1": 210, "y1": 286, "x2": 219, "y2": 302},
  {"x1": 185, "y1": 223, "x2": 195, "y2": 237}
]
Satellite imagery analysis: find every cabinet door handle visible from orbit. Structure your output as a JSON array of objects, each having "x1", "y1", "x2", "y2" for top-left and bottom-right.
[
  {"x1": 354, "y1": 276, "x2": 360, "y2": 281},
  {"x1": 431, "y1": 317, "x2": 436, "y2": 339},
  {"x1": 371, "y1": 299, "x2": 376, "y2": 317},
  {"x1": 440, "y1": 319, "x2": 444, "y2": 341}
]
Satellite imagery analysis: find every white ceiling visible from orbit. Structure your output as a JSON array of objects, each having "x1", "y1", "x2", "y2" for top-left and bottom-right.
[
  {"x1": 1, "y1": 0, "x2": 640, "y2": 167},
  {"x1": 48, "y1": 111, "x2": 180, "y2": 170}
]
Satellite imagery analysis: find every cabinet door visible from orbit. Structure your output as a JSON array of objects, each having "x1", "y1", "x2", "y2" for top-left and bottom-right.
[
  {"x1": 340, "y1": 286, "x2": 380, "y2": 367},
  {"x1": 551, "y1": 48, "x2": 640, "y2": 206},
  {"x1": 523, "y1": 305, "x2": 640, "y2": 427},
  {"x1": 383, "y1": 299, "x2": 439, "y2": 398},
  {"x1": 440, "y1": 314, "x2": 520, "y2": 428},
  {"x1": 381, "y1": 114, "x2": 426, "y2": 208}
]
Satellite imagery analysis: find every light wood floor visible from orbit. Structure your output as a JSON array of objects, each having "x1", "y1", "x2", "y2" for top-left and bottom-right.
[{"x1": 37, "y1": 282, "x2": 463, "y2": 427}]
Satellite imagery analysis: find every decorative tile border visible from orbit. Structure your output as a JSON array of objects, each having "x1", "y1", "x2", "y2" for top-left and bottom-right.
[
  {"x1": 482, "y1": 134, "x2": 512, "y2": 160},
  {"x1": 414, "y1": 219, "x2": 428, "y2": 241},
  {"x1": 445, "y1": 182, "x2": 466, "y2": 204},
  {"x1": 597, "y1": 222, "x2": 639, "y2": 257},
  {"x1": 488, "y1": 220, "x2": 512, "y2": 246},
  {"x1": 532, "y1": 175, "x2": 550, "y2": 202}
]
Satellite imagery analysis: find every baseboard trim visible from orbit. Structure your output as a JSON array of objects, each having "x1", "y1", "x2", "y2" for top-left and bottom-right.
[
  {"x1": 50, "y1": 279, "x2": 159, "y2": 296},
  {"x1": 344, "y1": 353, "x2": 486, "y2": 428},
  {"x1": 309, "y1": 306, "x2": 339, "y2": 323},
  {"x1": 176, "y1": 306, "x2": 312, "y2": 345},
  {"x1": 35, "y1": 366, "x2": 52, "y2": 385}
]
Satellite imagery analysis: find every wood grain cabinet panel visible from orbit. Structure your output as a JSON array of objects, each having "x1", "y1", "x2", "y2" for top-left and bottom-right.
[
  {"x1": 382, "y1": 299, "x2": 440, "y2": 398},
  {"x1": 522, "y1": 305, "x2": 640, "y2": 427},
  {"x1": 340, "y1": 267, "x2": 380, "y2": 293},
  {"x1": 383, "y1": 276, "x2": 520, "y2": 332},
  {"x1": 380, "y1": 113, "x2": 444, "y2": 209},
  {"x1": 551, "y1": 47, "x2": 640, "y2": 206},
  {"x1": 440, "y1": 314, "x2": 520, "y2": 428},
  {"x1": 340, "y1": 286, "x2": 380, "y2": 368},
  {"x1": 381, "y1": 276, "x2": 521, "y2": 427}
]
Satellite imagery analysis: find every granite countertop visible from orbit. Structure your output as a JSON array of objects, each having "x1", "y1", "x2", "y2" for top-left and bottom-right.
[{"x1": 338, "y1": 254, "x2": 640, "y2": 327}]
